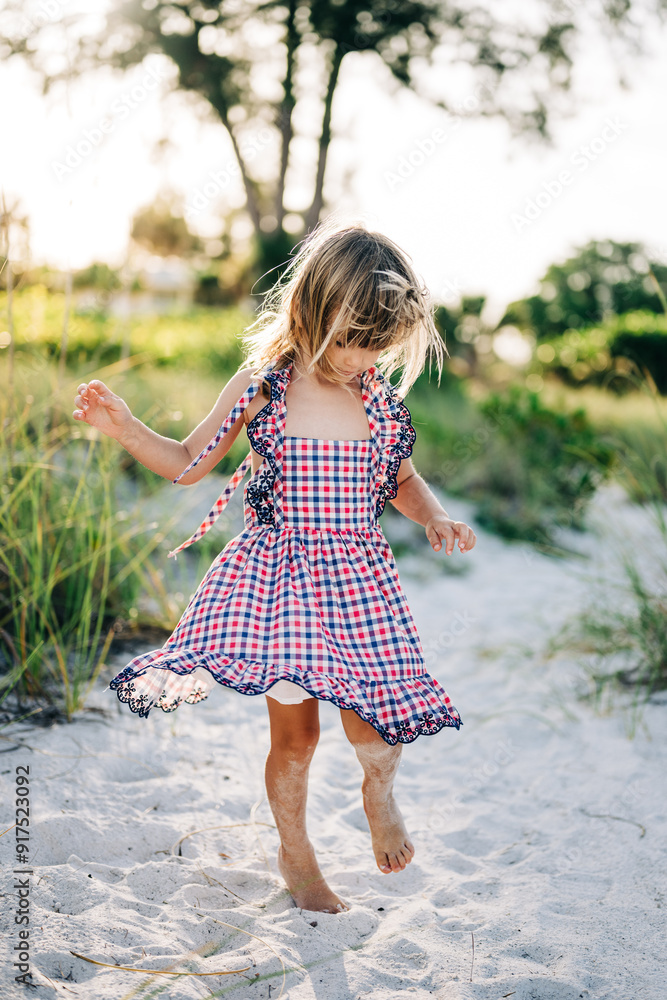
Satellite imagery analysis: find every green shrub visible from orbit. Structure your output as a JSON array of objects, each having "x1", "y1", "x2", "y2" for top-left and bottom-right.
[
  {"x1": 610, "y1": 328, "x2": 667, "y2": 395},
  {"x1": 448, "y1": 385, "x2": 616, "y2": 547},
  {"x1": 526, "y1": 311, "x2": 667, "y2": 395}
]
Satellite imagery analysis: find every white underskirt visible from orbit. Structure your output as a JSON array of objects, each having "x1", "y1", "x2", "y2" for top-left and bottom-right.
[{"x1": 265, "y1": 679, "x2": 315, "y2": 704}]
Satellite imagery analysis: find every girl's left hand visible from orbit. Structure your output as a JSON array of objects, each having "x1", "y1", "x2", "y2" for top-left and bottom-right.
[{"x1": 426, "y1": 515, "x2": 477, "y2": 555}]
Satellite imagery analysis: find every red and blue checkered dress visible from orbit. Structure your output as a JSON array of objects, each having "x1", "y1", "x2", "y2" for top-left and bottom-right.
[{"x1": 107, "y1": 358, "x2": 462, "y2": 745}]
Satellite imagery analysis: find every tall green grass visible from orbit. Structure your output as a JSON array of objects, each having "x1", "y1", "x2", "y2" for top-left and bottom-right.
[
  {"x1": 544, "y1": 379, "x2": 667, "y2": 719},
  {"x1": 553, "y1": 515, "x2": 667, "y2": 733},
  {"x1": 0, "y1": 363, "x2": 181, "y2": 721}
]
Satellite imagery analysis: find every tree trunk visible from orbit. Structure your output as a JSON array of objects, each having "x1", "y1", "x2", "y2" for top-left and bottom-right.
[
  {"x1": 304, "y1": 44, "x2": 344, "y2": 233},
  {"x1": 219, "y1": 108, "x2": 263, "y2": 236},
  {"x1": 275, "y1": 0, "x2": 298, "y2": 228}
]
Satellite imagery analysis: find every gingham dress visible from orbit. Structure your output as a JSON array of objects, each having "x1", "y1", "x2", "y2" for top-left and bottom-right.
[{"x1": 107, "y1": 358, "x2": 462, "y2": 745}]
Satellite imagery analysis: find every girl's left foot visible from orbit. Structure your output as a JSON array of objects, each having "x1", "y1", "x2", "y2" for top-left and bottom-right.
[
  {"x1": 362, "y1": 790, "x2": 415, "y2": 873},
  {"x1": 278, "y1": 844, "x2": 349, "y2": 913}
]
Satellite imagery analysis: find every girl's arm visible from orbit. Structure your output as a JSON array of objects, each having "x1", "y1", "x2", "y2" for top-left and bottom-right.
[
  {"x1": 390, "y1": 458, "x2": 477, "y2": 555},
  {"x1": 72, "y1": 368, "x2": 258, "y2": 486}
]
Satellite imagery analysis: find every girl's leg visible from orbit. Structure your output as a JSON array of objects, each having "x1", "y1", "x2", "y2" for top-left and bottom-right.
[
  {"x1": 265, "y1": 695, "x2": 348, "y2": 913},
  {"x1": 339, "y1": 707, "x2": 415, "y2": 874}
]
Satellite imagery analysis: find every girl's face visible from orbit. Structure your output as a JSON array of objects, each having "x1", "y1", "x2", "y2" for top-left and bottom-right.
[
  {"x1": 323, "y1": 308, "x2": 383, "y2": 380},
  {"x1": 327, "y1": 337, "x2": 382, "y2": 381}
]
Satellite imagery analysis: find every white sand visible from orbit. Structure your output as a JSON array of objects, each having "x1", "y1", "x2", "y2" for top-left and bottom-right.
[{"x1": 1, "y1": 481, "x2": 666, "y2": 999}]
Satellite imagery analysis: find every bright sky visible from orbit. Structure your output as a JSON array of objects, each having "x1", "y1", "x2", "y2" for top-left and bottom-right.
[{"x1": 1, "y1": 3, "x2": 666, "y2": 324}]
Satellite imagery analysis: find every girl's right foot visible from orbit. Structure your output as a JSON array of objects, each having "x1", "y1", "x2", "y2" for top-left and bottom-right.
[
  {"x1": 362, "y1": 788, "x2": 415, "y2": 874},
  {"x1": 278, "y1": 843, "x2": 349, "y2": 913}
]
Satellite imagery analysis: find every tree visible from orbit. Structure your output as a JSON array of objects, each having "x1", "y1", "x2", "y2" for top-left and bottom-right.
[
  {"x1": 434, "y1": 294, "x2": 488, "y2": 378},
  {"x1": 3, "y1": 1, "x2": 666, "y2": 279},
  {"x1": 130, "y1": 193, "x2": 204, "y2": 258},
  {"x1": 72, "y1": 261, "x2": 122, "y2": 291},
  {"x1": 498, "y1": 241, "x2": 667, "y2": 340}
]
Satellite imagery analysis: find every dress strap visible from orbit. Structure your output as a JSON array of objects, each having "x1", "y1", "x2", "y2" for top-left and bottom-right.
[
  {"x1": 167, "y1": 374, "x2": 267, "y2": 558},
  {"x1": 360, "y1": 366, "x2": 417, "y2": 520}
]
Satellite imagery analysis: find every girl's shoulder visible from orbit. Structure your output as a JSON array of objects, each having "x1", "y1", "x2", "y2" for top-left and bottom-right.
[{"x1": 236, "y1": 366, "x2": 274, "y2": 426}]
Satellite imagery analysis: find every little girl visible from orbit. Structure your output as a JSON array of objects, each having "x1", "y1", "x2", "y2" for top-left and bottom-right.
[{"x1": 72, "y1": 220, "x2": 476, "y2": 914}]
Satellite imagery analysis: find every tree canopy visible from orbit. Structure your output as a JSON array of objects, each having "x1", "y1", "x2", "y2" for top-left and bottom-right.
[
  {"x1": 3, "y1": 0, "x2": 666, "y2": 276},
  {"x1": 498, "y1": 240, "x2": 667, "y2": 340}
]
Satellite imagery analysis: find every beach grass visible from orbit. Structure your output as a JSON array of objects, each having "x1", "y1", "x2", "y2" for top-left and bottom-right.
[
  {"x1": 542, "y1": 388, "x2": 667, "y2": 714},
  {"x1": 0, "y1": 362, "x2": 187, "y2": 721}
]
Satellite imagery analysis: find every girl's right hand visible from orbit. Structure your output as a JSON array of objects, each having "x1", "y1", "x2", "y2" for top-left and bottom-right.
[{"x1": 73, "y1": 380, "x2": 133, "y2": 440}]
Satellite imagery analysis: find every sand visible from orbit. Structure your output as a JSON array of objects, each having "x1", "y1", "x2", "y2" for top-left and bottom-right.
[{"x1": 1, "y1": 481, "x2": 665, "y2": 999}]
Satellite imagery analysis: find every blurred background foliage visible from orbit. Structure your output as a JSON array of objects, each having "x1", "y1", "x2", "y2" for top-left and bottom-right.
[{"x1": 499, "y1": 240, "x2": 667, "y2": 339}]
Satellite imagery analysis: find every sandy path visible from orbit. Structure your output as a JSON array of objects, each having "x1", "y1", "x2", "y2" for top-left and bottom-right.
[{"x1": 1, "y1": 482, "x2": 665, "y2": 999}]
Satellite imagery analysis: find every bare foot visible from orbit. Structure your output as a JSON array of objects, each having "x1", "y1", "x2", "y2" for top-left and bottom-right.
[
  {"x1": 278, "y1": 843, "x2": 349, "y2": 913},
  {"x1": 363, "y1": 790, "x2": 415, "y2": 874}
]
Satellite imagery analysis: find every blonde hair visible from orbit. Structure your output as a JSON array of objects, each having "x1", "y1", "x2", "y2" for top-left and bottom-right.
[{"x1": 239, "y1": 217, "x2": 448, "y2": 400}]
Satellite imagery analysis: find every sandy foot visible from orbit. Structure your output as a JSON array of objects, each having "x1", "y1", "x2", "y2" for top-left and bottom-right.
[
  {"x1": 363, "y1": 790, "x2": 415, "y2": 874},
  {"x1": 278, "y1": 843, "x2": 349, "y2": 913}
]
